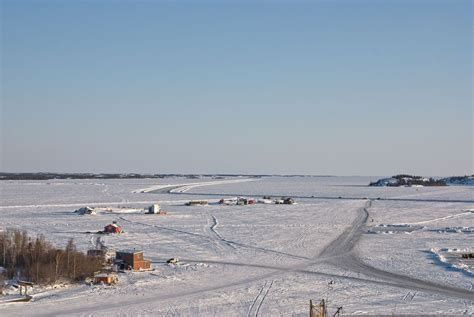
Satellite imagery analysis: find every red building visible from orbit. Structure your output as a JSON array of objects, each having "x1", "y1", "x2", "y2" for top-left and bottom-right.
[{"x1": 104, "y1": 223, "x2": 123, "y2": 234}]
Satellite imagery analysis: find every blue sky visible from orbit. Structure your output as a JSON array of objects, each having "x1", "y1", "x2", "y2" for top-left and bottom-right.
[{"x1": 1, "y1": 0, "x2": 472, "y2": 175}]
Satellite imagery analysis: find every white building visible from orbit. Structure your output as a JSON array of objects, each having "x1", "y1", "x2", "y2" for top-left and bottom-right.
[{"x1": 147, "y1": 204, "x2": 161, "y2": 214}]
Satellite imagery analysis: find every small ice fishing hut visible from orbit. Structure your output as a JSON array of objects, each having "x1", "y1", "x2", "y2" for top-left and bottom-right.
[{"x1": 147, "y1": 204, "x2": 161, "y2": 214}]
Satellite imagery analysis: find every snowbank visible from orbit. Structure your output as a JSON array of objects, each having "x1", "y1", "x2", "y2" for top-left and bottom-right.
[{"x1": 429, "y1": 248, "x2": 474, "y2": 277}]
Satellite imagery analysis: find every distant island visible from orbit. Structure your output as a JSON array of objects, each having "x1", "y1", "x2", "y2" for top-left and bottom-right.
[{"x1": 369, "y1": 174, "x2": 474, "y2": 187}]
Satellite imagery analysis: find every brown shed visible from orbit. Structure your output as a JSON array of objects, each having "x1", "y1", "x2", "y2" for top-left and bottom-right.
[
  {"x1": 115, "y1": 250, "x2": 151, "y2": 271},
  {"x1": 94, "y1": 273, "x2": 118, "y2": 285}
]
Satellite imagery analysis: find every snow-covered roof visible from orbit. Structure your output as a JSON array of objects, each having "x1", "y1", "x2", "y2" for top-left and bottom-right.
[{"x1": 117, "y1": 249, "x2": 143, "y2": 254}]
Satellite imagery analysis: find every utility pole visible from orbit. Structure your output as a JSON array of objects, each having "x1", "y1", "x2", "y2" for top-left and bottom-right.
[
  {"x1": 310, "y1": 281, "x2": 336, "y2": 317},
  {"x1": 319, "y1": 299, "x2": 327, "y2": 317}
]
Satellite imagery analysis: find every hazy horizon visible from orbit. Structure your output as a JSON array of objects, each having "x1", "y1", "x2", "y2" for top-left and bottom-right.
[
  {"x1": 0, "y1": 171, "x2": 471, "y2": 179},
  {"x1": 2, "y1": 0, "x2": 472, "y2": 176}
]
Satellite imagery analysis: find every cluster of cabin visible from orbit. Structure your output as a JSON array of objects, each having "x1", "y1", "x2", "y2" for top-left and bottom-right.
[
  {"x1": 85, "y1": 222, "x2": 154, "y2": 285},
  {"x1": 219, "y1": 196, "x2": 295, "y2": 206},
  {"x1": 184, "y1": 197, "x2": 296, "y2": 207},
  {"x1": 73, "y1": 203, "x2": 167, "y2": 216},
  {"x1": 74, "y1": 196, "x2": 295, "y2": 288},
  {"x1": 257, "y1": 196, "x2": 295, "y2": 205},
  {"x1": 218, "y1": 197, "x2": 256, "y2": 205},
  {"x1": 89, "y1": 249, "x2": 153, "y2": 285},
  {"x1": 48, "y1": 203, "x2": 168, "y2": 289}
]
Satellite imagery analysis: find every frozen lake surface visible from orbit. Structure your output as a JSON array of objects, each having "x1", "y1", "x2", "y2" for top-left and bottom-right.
[{"x1": 0, "y1": 176, "x2": 473, "y2": 316}]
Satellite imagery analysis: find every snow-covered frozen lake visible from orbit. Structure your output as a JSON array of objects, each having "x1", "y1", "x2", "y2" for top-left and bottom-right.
[{"x1": 0, "y1": 176, "x2": 473, "y2": 316}]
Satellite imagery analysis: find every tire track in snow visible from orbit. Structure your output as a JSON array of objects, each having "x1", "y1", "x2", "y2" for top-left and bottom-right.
[
  {"x1": 271, "y1": 224, "x2": 313, "y2": 263},
  {"x1": 394, "y1": 210, "x2": 473, "y2": 226},
  {"x1": 20, "y1": 214, "x2": 473, "y2": 317},
  {"x1": 318, "y1": 200, "x2": 370, "y2": 258},
  {"x1": 203, "y1": 215, "x2": 225, "y2": 253},
  {"x1": 255, "y1": 280, "x2": 274, "y2": 316},
  {"x1": 29, "y1": 256, "x2": 457, "y2": 317},
  {"x1": 209, "y1": 215, "x2": 237, "y2": 250},
  {"x1": 247, "y1": 281, "x2": 267, "y2": 317},
  {"x1": 320, "y1": 200, "x2": 474, "y2": 301},
  {"x1": 186, "y1": 199, "x2": 472, "y2": 302},
  {"x1": 119, "y1": 216, "x2": 310, "y2": 261},
  {"x1": 288, "y1": 224, "x2": 313, "y2": 254},
  {"x1": 156, "y1": 254, "x2": 473, "y2": 301},
  {"x1": 338, "y1": 255, "x2": 474, "y2": 301}
]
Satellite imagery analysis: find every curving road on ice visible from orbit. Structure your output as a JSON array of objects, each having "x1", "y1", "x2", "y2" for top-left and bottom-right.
[
  {"x1": 319, "y1": 200, "x2": 474, "y2": 301},
  {"x1": 131, "y1": 178, "x2": 259, "y2": 194}
]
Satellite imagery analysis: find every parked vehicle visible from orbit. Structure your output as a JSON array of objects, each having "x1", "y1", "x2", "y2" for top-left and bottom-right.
[
  {"x1": 283, "y1": 198, "x2": 295, "y2": 205},
  {"x1": 167, "y1": 258, "x2": 179, "y2": 264}
]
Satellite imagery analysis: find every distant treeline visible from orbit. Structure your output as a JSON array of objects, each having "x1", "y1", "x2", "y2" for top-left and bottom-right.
[
  {"x1": 444, "y1": 175, "x2": 474, "y2": 184},
  {"x1": 398, "y1": 178, "x2": 446, "y2": 186},
  {"x1": 0, "y1": 173, "x2": 332, "y2": 180},
  {"x1": 370, "y1": 174, "x2": 447, "y2": 187},
  {"x1": 0, "y1": 229, "x2": 102, "y2": 284},
  {"x1": 393, "y1": 174, "x2": 447, "y2": 186},
  {"x1": 0, "y1": 173, "x2": 242, "y2": 180}
]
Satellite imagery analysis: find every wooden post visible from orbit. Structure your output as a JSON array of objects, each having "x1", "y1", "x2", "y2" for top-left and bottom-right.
[{"x1": 319, "y1": 299, "x2": 326, "y2": 317}]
